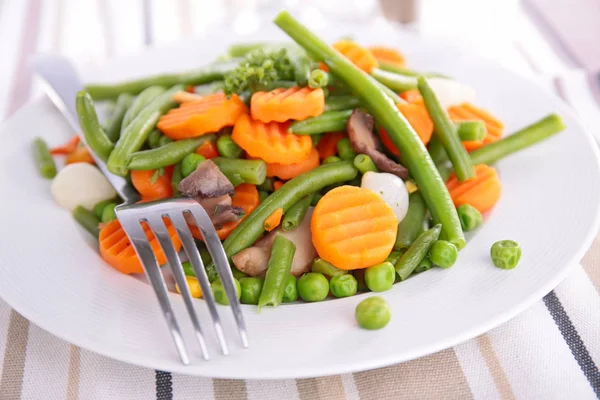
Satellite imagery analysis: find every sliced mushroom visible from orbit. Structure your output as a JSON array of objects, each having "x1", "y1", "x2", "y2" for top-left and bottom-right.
[
  {"x1": 347, "y1": 109, "x2": 409, "y2": 180},
  {"x1": 232, "y1": 208, "x2": 317, "y2": 277},
  {"x1": 178, "y1": 159, "x2": 234, "y2": 198}
]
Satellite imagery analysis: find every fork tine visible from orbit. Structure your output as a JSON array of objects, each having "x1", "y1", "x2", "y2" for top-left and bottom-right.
[
  {"x1": 169, "y1": 211, "x2": 230, "y2": 356},
  {"x1": 116, "y1": 215, "x2": 190, "y2": 365},
  {"x1": 187, "y1": 204, "x2": 249, "y2": 348},
  {"x1": 146, "y1": 215, "x2": 210, "y2": 361}
]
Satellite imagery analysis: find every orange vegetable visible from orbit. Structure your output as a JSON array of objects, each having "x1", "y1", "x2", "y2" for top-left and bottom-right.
[
  {"x1": 99, "y1": 218, "x2": 182, "y2": 275},
  {"x1": 173, "y1": 90, "x2": 202, "y2": 103},
  {"x1": 186, "y1": 85, "x2": 195, "y2": 93},
  {"x1": 379, "y1": 103, "x2": 434, "y2": 155},
  {"x1": 316, "y1": 132, "x2": 346, "y2": 160},
  {"x1": 369, "y1": 46, "x2": 405, "y2": 67},
  {"x1": 448, "y1": 103, "x2": 504, "y2": 151},
  {"x1": 446, "y1": 164, "x2": 501, "y2": 213},
  {"x1": 131, "y1": 168, "x2": 173, "y2": 201},
  {"x1": 264, "y1": 208, "x2": 283, "y2": 232},
  {"x1": 51, "y1": 136, "x2": 80, "y2": 155},
  {"x1": 157, "y1": 93, "x2": 248, "y2": 140},
  {"x1": 191, "y1": 183, "x2": 260, "y2": 240},
  {"x1": 266, "y1": 147, "x2": 320, "y2": 180},
  {"x1": 65, "y1": 147, "x2": 95, "y2": 165},
  {"x1": 400, "y1": 90, "x2": 423, "y2": 104},
  {"x1": 251, "y1": 87, "x2": 325, "y2": 123},
  {"x1": 273, "y1": 180, "x2": 284, "y2": 191},
  {"x1": 311, "y1": 186, "x2": 398, "y2": 270},
  {"x1": 231, "y1": 114, "x2": 312, "y2": 164},
  {"x1": 328, "y1": 40, "x2": 379, "y2": 73},
  {"x1": 195, "y1": 140, "x2": 219, "y2": 159}
]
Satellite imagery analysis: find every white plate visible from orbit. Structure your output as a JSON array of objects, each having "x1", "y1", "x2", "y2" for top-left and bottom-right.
[{"x1": 1, "y1": 23, "x2": 600, "y2": 379}]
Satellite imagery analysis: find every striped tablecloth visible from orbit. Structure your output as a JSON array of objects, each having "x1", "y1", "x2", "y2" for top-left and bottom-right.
[{"x1": 0, "y1": 1, "x2": 599, "y2": 399}]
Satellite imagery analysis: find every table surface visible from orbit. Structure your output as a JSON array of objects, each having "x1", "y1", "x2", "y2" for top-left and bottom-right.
[{"x1": 0, "y1": 1, "x2": 599, "y2": 399}]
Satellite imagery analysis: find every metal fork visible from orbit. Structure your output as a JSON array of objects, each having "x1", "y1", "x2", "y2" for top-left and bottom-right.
[{"x1": 33, "y1": 54, "x2": 248, "y2": 364}]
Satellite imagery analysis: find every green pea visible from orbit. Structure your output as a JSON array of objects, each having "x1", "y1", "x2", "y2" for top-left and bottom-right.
[
  {"x1": 232, "y1": 267, "x2": 248, "y2": 281},
  {"x1": 355, "y1": 296, "x2": 391, "y2": 330},
  {"x1": 181, "y1": 153, "x2": 206, "y2": 177},
  {"x1": 330, "y1": 274, "x2": 358, "y2": 298},
  {"x1": 211, "y1": 278, "x2": 241, "y2": 305},
  {"x1": 217, "y1": 134, "x2": 243, "y2": 158},
  {"x1": 457, "y1": 204, "x2": 482, "y2": 232},
  {"x1": 414, "y1": 257, "x2": 433, "y2": 274},
  {"x1": 491, "y1": 240, "x2": 521, "y2": 270},
  {"x1": 101, "y1": 202, "x2": 118, "y2": 223},
  {"x1": 93, "y1": 199, "x2": 115, "y2": 219},
  {"x1": 158, "y1": 135, "x2": 173, "y2": 147},
  {"x1": 182, "y1": 261, "x2": 195, "y2": 277},
  {"x1": 282, "y1": 275, "x2": 298, "y2": 303},
  {"x1": 364, "y1": 262, "x2": 396, "y2": 292},
  {"x1": 323, "y1": 156, "x2": 342, "y2": 164},
  {"x1": 239, "y1": 277, "x2": 264, "y2": 305},
  {"x1": 297, "y1": 272, "x2": 329, "y2": 302},
  {"x1": 429, "y1": 240, "x2": 458, "y2": 269},
  {"x1": 337, "y1": 138, "x2": 357, "y2": 161}
]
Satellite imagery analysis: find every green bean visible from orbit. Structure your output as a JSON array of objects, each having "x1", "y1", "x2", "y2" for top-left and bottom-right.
[
  {"x1": 395, "y1": 224, "x2": 441, "y2": 281},
  {"x1": 311, "y1": 258, "x2": 347, "y2": 277},
  {"x1": 457, "y1": 204, "x2": 482, "y2": 232},
  {"x1": 437, "y1": 164, "x2": 452, "y2": 183},
  {"x1": 258, "y1": 177, "x2": 275, "y2": 192},
  {"x1": 105, "y1": 93, "x2": 134, "y2": 142},
  {"x1": 385, "y1": 250, "x2": 405, "y2": 266},
  {"x1": 337, "y1": 138, "x2": 357, "y2": 161},
  {"x1": 194, "y1": 81, "x2": 225, "y2": 95},
  {"x1": 378, "y1": 62, "x2": 449, "y2": 79},
  {"x1": 181, "y1": 154, "x2": 206, "y2": 178},
  {"x1": 371, "y1": 68, "x2": 418, "y2": 93},
  {"x1": 308, "y1": 69, "x2": 329, "y2": 89},
  {"x1": 85, "y1": 61, "x2": 237, "y2": 100},
  {"x1": 128, "y1": 136, "x2": 213, "y2": 170},
  {"x1": 418, "y1": 77, "x2": 474, "y2": 182},
  {"x1": 394, "y1": 192, "x2": 427, "y2": 250},
  {"x1": 282, "y1": 193, "x2": 314, "y2": 231},
  {"x1": 212, "y1": 157, "x2": 266, "y2": 186},
  {"x1": 427, "y1": 135, "x2": 448, "y2": 165},
  {"x1": 323, "y1": 156, "x2": 342, "y2": 164},
  {"x1": 470, "y1": 113, "x2": 565, "y2": 165},
  {"x1": 353, "y1": 154, "x2": 378, "y2": 173},
  {"x1": 107, "y1": 85, "x2": 182, "y2": 176},
  {"x1": 490, "y1": 240, "x2": 521, "y2": 270},
  {"x1": 147, "y1": 129, "x2": 162, "y2": 149},
  {"x1": 74, "y1": 92, "x2": 114, "y2": 162},
  {"x1": 93, "y1": 199, "x2": 115, "y2": 219},
  {"x1": 429, "y1": 240, "x2": 457, "y2": 268},
  {"x1": 456, "y1": 120, "x2": 485, "y2": 142},
  {"x1": 72, "y1": 206, "x2": 100, "y2": 238},
  {"x1": 222, "y1": 161, "x2": 358, "y2": 258},
  {"x1": 312, "y1": 133, "x2": 323, "y2": 147},
  {"x1": 292, "y1": 53, "x2": 313, "y2": 86},
  {"x1": 374, "y1": 80, "x2": 405, "y2": 104},
  {"x1": 217, "y1": 134, "x2": 243, "y2": 158},
  {"x1": 121, "y1": 86, "x2": 166, "y2": 129},
  {"x1": 32, "y1": 137, "x2": 57, "y2": 179},
  {"x1": 171, "y1": 163, "x2": 182, "y2": 197},
  {"x1": 274, "y1": 11, "x2": 465, "y2": 249},
  {"x1": 258, "y1": 190, "x2": 269, "y2": 202},
  {"x1": 414, "y1": 257, "x2": 432, "y2": 274},
  {"x1": 158, "y1": 135, "x2": 173, "y2": 147},
  {"x1": 324, "y1": 95, "x2": 361, "y2": 111},
  {"x1": 288, "y1": 110, "x2": 352, "y2": 135},
  {"x1": 258, "y1": 235, "x2": 296, "y2": 308}
]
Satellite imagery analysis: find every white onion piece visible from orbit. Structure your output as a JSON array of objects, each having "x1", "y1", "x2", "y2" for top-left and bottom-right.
[
  {"x1": 361, "y1": 171, "x2": 409, "y2": 222},
  {"x1": 427, "y1": 77, "x2": 476, "y2": 109},
  {"x1": 51, "y1": 163, "x2": 117, "y2": 211}
]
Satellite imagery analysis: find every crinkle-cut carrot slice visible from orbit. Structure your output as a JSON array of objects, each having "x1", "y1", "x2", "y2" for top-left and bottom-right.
[
  {"x1": 251, "y1": 87, "x2": 325, "y2": 123},
  {"x1": 231, "y1": 114, "x2": 312, "y2": 164},
  {"x1": 320, "y1": 40, "x2": 379, "y2": 73},
  {"x1": 316, "y1": 132, "x2": 346, "y2": 160},
  {"x1": 379, "y1": 102, "x2": 433, "y2": 155},
  {"x1": 400, "y1": 89, "x2": 424, "y2": 104},
  {"x1": 266, "y1": 147, "x2": 320, "y2": 180},
  {"x1": 311, "y1": 186, "x2": 398, "y2": 270},
  {"x1": 157, "y1": 93, "x2": 248, "y2": 140},
  {"x1": 369, "y1": 46, "x2": 406, "y2": 67},
  {"x1": 99, "y1": 218, "x2": 182, "y2": 275},
  {"x1": 446, "y1": 164, "x2": 501, "y2": 213},
  {"x1": 448, "y1": 103, "x2": 504, "y2": 151}
]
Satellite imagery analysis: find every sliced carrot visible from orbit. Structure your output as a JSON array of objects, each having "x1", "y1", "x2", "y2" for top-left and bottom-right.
[
  {"x1": 185, "y1": 85, "x2": 196, "y2": 93},
  {"x1": 324, "y1": 40, "x2": 378, "y2": 73},
  {"x1": 447, "y1": 103, "x2": 504, "y2": 151},
  {"x1": 400, "y1": 90, "x2": 423, "y2": 104},
  {"x1": 131, "y1": 168, "x2": 173, "y2": 201},
  {"x1": 251, "y1": 87, "x2": 325, "y2": 123},
  {"x1": 266, "y1": 147, "x2": 319, "y2": 180},
  {"x1": 157, "y1": 93, "x2": 248, "y2": 140},
  {"x1": 379, "y1": 102, "x2": 433, "y2": 155},
  {"x1": 311, "y1": 185, "x2": 398, "y2": 270},
  {"x1": 273, "y1": 180, "x2": 284, "y2": 191},
  {"x1": 65, "y1": 147, "x2": 95, "y2": 165},
  {"x1": 316, "y1": 132, "x2": 346, "y2": 160},
  {"x1": 195, "y1": 140, "x2": 219, "y2": 159},
  {"x1": 191, "y1": 183, "x2": 260, "y2": 240},
  {"x1": 51, "y1": 136, "x2": 80, "y2": 155},
  {"x1": 446, "y1": 164, "x2": 501, "y2": 213},
  {"x1": 264, "y1": 208, "x2": 283, "y2": 232},
  {"x1": 369, "y1": 46, "x2": 405, "y2": 67},
  {"x1": 99, "y1": 218, "x2": 182, "y2": 275},
  {"x1": 231, "y1": 114, "x2": 312, "y2": 164}
]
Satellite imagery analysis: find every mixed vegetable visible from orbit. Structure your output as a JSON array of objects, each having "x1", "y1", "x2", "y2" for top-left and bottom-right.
[{"x1": 34, "y1": 11, "x2": 566, "y2": 330}]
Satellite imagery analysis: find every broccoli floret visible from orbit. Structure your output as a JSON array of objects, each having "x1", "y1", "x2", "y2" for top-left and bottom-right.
[{"x1": 224, "y1": 48, "x2": 295, "y2": 96}]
